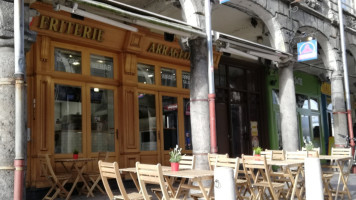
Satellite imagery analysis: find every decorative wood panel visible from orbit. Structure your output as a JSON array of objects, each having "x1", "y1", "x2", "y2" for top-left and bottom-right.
[
  {"x1": 124, "y1": 53, "x2": 137, "y2": 75},
  {"x1": 40, "y1": 36, "x2": 50, "y2": 62},
  {"x1": 40, "y1": 80, "x2": 48, "y2": 150},
  {"x1": 124, "y1": 87, "x2": 139, "y2": 152},
  {"x1": 125, "y1": 154, "x2": 140, "y2": 168},
  {"x1": 140, "y1": 154, "x2": 158, "y2": 165},
  {"x1": 124, "y1": 32, "x2": 145, "y2": 53}
]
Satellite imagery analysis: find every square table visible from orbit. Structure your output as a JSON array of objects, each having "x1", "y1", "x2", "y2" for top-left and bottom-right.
[{"x1": 55, "y1": 157, "x2": 96, "y2": 200}]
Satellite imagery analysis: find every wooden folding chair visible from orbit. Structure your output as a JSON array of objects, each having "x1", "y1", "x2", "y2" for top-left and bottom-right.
[
  {"x1": 152, "y1": 155, "x2": 195, "y2": 199},
  {"x1": 98, "y1": 161, "x2": 144, "y2": 200},
  {"x1": 266, "y1": 149, "x2": 285, "y2": 161},
  {"x1": 40, "y1": 154, "x2": 72, "y2": 200},
  {"x1": 322, "y1": 147, "x2": 352, "y2": 199},
  {"x1": 208, "y1": 153, "x2": 228, "y2": 170},
  {"x1": 136, "y1": 162, "x2": 178, "y2": 200},
  {"x1": 242, "y1": 155, "x2": 285, "y2": 200},
  {"x1": 81, "y1": 152, "x2": 108, "y2": 197}
]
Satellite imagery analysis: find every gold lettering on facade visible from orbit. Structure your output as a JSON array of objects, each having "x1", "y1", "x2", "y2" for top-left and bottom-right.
[
  {"x1": 82, "y1": 26, "x2": 92, "y2": 39},
  {"x1": 156, "y1": 44, "x2": 163, "y2": 54},
  {"x1": 146, "y1": 42, "x2": 190, "y2": 61},
  {"x1": 39, "y1": 16, "x2": 49, "y2": 29},
  {"x1": 37, "y1": 15, "x2": 104, "y2": 42},
  {"x1": 49, "y1": 18, "x2": 59, "y2": 32},
  {"x1": 147, "y1": 43, "x2": 156, "y2": 53}
]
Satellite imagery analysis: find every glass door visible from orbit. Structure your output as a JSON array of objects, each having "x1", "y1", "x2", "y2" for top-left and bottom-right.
[
  {"x1": 54, "y1": 81, "x2": 118, "y2": 158},
  {"x1": 87, "y1": 84, "x2": 118, "y2": 157}
]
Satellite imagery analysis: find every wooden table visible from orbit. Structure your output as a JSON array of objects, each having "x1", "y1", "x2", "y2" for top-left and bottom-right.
[
  {"x1": 164, "y1": 169, "x2": 214, "y2": 200},
  {"x1": 120, "y1": 167, "x2": 214, "y2": 200},
  {"x1": 320, "y1": 155, "x2": 352, "y2": 200},
  {"x1": 55, "y1": 158, "x2": 96, "y2": 200},
  {"x1": 267, "y1": 160, "x2": 305, "y2": 200}
]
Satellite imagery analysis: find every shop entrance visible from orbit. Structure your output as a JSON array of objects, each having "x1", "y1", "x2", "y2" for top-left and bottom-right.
[
  {"x1": 215, "y1": 57, "x2": 264, "y2": 157},
  {"x1": 138, "y1": 90, "x2": 190, "y2": 165},
  {"x1": 54, "y1": 81, "x2": 119, "y2": 159}
]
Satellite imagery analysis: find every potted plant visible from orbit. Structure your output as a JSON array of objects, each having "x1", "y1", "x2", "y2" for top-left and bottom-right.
[
  {"x1": 254, "y1": 146, "x2": 262, "y2": 156},
  {"x1": 305, "y1": 142, "x2": 315, "y2": 157},
  {"x1": 169, "y1": 145, "x2": 183, "y2": 171},
  {"x1": 73, "y1": 149, "x2": 79, "y2": 159}
]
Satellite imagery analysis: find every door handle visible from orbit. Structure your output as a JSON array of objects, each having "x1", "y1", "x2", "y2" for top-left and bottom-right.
[{"x1": 116, "y1": 129, "x2": 118, "y2": 140}]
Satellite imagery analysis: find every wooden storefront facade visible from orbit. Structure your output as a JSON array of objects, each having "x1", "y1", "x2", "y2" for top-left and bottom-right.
[{"x1": 26, "y1": 2, "x2": 221, "y2": 188}]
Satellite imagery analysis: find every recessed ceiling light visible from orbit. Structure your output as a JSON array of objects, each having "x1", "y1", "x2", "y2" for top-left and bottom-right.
[
  {"x1": 72, "y1": 61, "x2": 80, "y2": 65},
  {"x1": 94, "y1": 88, "x2": 100, "y2": 92}
]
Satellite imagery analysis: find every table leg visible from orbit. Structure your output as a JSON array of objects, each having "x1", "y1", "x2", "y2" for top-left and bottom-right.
[
  {"x1": 76, "y1": 162, "x2": 94, "y2": 197},
  {"x1": 129, "y1": 172, "x2": 141, "y2": 192},
  {"x1": 290, "y1": 166, "x2": 303, "y2": 200},
  {"x1": 197, "y1": 180, "x2": 211, "y2": 200},
  {"x1": 336, "y1": 160, "x2": 351, "y2": 200}
]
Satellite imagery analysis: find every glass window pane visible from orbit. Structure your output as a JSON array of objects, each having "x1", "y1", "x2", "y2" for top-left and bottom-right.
[
  {"x1": 296, "y1": 94, "x2": 309, "y2": 109},
  {"x1": 91, "y1": 88, "x2": 115, "y2": 152},
  {"x1": 215, "y1": 64, "x2": 226, "y2": 87},
  {"x1": 301, "y1": 115, "x2": 311, "y2": 144},
  {"x1": 310, "y1": 98, "x2": 319, "y2": 110},
  {"x1": 228, "y1": 67, "x2": 245, "y2": 90},
  {"x1": 182, "y1": 71, "x2": 190, "y2": 89},
  {"x1": 272, "y1": 89, "x2": 279, "y2": 105},
  {"x1": 54, "y1": 48, "x2": 81, "y2": 74},
  {"x1": 137, "y1": 63, "x2": 155, "y2": 84},
  {"x1": 312, "y1": 116, "x2": 321, "y2": 148},
  {"x1": 184, "y1": 98, "x2": 192, "y2": 150},
  {"x1": 162, "y1": 96, "x2": 178, "y2": 150},
  {"x1": 161, "y1": 68, "x2": 176, "y2": 87},
  {"x1": 54, "y1": 84, "x2": 82, "y2": 154},
  {"x1": 90, "y1": 54, "x2": 113, "y2": 78},
  {"x1": 247, "y1": 70, "x2": 258, "y2": 92},
  {"x1": 139, "y1": 93, "x2": 157, "y2": 151}
]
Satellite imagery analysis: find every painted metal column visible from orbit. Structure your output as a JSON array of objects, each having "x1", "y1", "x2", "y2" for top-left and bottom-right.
[
  {"x1": 205, "y1": 0, "x2": 217, "y2": 153},
  {"x1": 14, "y1": 0, "x2": 26, "y2": 199},
  {"x1": 337, "y1": 0, "x2": 355, "y2": 148}
]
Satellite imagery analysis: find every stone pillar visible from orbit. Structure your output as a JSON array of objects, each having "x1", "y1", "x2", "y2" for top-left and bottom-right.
[
  {"x1": 279, "y1": 62, "x2": 299, "y2": 151},
  {"x1": 0, "y1": 1, "x2": 16, "y2": 199},
  {"x1": 330, "y1": 71, "x2": 348, "y2": 146},
  {"x1": 189, "y1": 37, "x2": 210, "y2": 170}
]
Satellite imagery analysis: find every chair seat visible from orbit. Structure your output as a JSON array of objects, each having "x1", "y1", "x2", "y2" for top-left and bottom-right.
[
  {"x1": 253, "y1": 181, "x2": 284, "y2": 189},
  {"x1": 113, "y1": 192, "x2": 146, "y2": 200}
]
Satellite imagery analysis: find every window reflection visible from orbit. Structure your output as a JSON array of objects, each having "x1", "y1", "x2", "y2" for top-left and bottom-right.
[
  {"x1": 54, "y1": 84, "x2": 82, "y2": 154},
  {"x1": 182, "y1": 71, "x2": 190, "y2": 89},
  {"x1": 90, "y1": 88, "x2": 115, "y2": 152},
  {"x1": 301, "y1": 115, "x2": 311, "y2": 143},
  {"x1": 90, "y1": 54, "x2": 113, "y2": 79},
  {"x1": 272, "y1": 90, "x2": 279, "y2": 105},
  {"x1": 184, "y1": 98, "x2": 192, "y2": 150},
  {"x1": 137, "y1": 63, "x2": 155, "y2": 84},
  {"x1": 55, "y1": 48, "x2": 81, "y2": 74},
  {"x1": 161, "y1": 68, "x2": 176, "y2": 87},
  {"x1": 312, "y1": 116, "x2": 320, "y2": 148},
  {"x1": 310, "y1": 98, "x2": 319, "y2": 110},
  {"x1": 296, "y1": 94, "x2": 309, "y2": 109},
  {"x1": 162, "y1": 96, "x2": 178, "y2": 150},
  {"x1": 138, "y1": 93, "x2": 157, "y2": 151}
]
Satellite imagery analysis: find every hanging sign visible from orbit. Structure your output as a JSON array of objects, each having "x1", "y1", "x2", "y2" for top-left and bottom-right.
[{"x1": 297, "y1": 40, "x2": 318, "y2": 62}]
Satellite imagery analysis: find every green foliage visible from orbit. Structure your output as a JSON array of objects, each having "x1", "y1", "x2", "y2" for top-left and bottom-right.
[
  {"x1": 73, "y1": 149, "x2": 79, "y2": 154},
  {"x1": 169, "y1": 145, "x2": 183, "y2": 163},
  {"x1": 305, "y1": 141, "x2": 314, "y2": 151},
  {"x1": 254, "y1": 146, "x2": 262, "y2": 155}
]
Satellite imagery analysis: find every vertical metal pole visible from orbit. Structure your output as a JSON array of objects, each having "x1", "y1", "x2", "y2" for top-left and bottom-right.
[
  {"x1": 205, "y1": 0, "x2": 217, "y2": 153},
  {"x1": 14, "y1": 0, "x2": 26, "y2": 199},
  {"x1": 337, "y1": 0, "x2": 355, "y2": 149}
]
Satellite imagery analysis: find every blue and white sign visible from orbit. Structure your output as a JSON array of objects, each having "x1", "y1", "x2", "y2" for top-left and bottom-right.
[
  {"x1": 297, "y1": 40, "x2": 318, "y2": 62},
  {"x1": 220, "y1": 0, "x2": 229, "y2": 4}
]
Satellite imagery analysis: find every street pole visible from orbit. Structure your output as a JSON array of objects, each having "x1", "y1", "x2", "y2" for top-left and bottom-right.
[
  {"x1": 205, "y1": 0, "x2": 217, "y2": 153},
  {"x1": 337, "y1": 0, "x2": 355, "y2": 149}
]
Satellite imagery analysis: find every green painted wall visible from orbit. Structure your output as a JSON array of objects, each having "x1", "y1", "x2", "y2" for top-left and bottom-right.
[{"x1": 266, "y1": 70, "x2": 325, "y2": 154}]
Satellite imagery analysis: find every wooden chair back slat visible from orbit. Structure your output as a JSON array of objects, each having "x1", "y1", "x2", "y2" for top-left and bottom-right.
[
  {"x1": 208, "y1": 153, "x2": 228, "y2": 170},
  {"x1": 286, "y1": 151, "x2": 307, "y2": 160},
  {"x1": 301, "y1": 147, "x2": 320, "y2": 154},
  {"x1": 136, "y1": 162, "x2": 170, "y2": 200},
  {"x1": 266, "y1": 149, "x2": 285, "y2": 160},
  {"x1": 214, "y1": 156, "x2": 239, "y2": 179},
  {"x1": 261, "y1": 150, "x2": 272, "y2": 160},
  {"x1": 179, "y1": 155, "x2": 195, "y2": 169},
  {"x1": 98, "y1": 161, "x2": 130, "y2": 200}
]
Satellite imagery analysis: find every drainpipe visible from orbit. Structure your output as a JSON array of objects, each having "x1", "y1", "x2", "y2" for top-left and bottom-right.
[
  {"x1": 337, "y1": 0, "x2": 355, "y2": 150},
  {"x1": 205, "y1": 0, "x2": 217, "y2": 153},
  {"x1": 14, "y1": 0, "x2": 26, "y2": 199}
]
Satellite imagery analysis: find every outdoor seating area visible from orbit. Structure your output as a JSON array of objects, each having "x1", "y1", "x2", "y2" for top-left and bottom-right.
[{"x1": 39, "y1": 148, "x2": 355, "y2": 200}]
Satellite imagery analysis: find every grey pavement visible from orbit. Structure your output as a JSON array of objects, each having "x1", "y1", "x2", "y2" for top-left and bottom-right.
[{"x1": 66, "y1": 174, "x2": 356, "y2": 200}]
